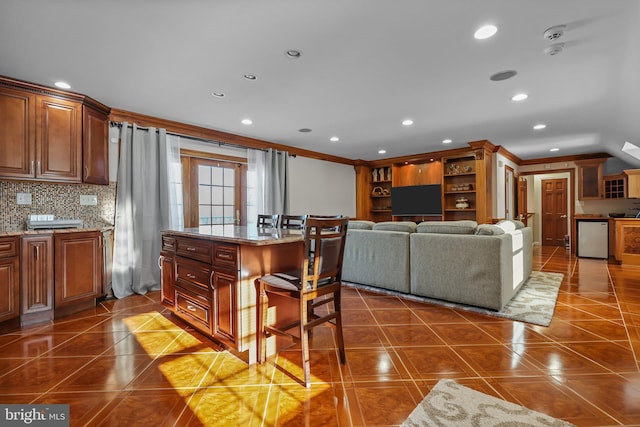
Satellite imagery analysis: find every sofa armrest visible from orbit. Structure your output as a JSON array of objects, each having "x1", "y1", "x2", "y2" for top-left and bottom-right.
[{"x1": 343, "y1": 229, "x2": 411, "y2": 293}]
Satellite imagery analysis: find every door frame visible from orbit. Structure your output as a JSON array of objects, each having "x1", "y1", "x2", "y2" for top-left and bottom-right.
[{"x1": 519, "y1": 168, "x2": 575, "y2": 249}]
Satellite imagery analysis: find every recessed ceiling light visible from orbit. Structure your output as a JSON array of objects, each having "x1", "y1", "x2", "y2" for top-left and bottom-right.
[
  {"x1": 442, "y1": 138, "x2": 452, "y2": 144},
  {"x1": 474, "y1": 24, "x2": 498, "y2": 40},
  {"x1": 378, "y1": 149, "x2": 387, "y2": 154},
  {"x1": 533, "y1": 123, "x2": 547, "y2": 130},
  {"x1": 329, "y1": 136, "x2": 340, "y2": 142},
  {"x1": 550, "y1": 148, "x2": 559, "y2": 152},
  {"x1": 211, "y1": 92, "x2": 225, "y2": 98},
  {"x1": 54, "y1": 81, "x2": 71, "y2": 89},
  {"x1": 402, "y1": 119, "x2": 414, "y2": 126},
  {"x1": 298, "y1": 128, "x2": 312, "y2": 133},
  {"x1": 490, "y1": 70, "x2": 517, "y2": 81},
  {"x1": 241, "y1": 118, "x2": 253, "y2": 125},
  {"x1": 511, "y1": 93, "x2": 528, "y2": 101},
  {"x1": 285, "y1": 49, "x2": 302, "y2": 59},
  {"x1": 243, "y1": 74, "x2": 257, "y2": 81}
]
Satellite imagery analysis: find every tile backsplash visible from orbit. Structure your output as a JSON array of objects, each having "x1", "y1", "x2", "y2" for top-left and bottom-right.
[{"x1": 0, "y1": 180, "x2": 116, "y2": 228}]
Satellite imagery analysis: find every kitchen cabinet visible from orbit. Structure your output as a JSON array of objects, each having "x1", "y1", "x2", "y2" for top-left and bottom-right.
[
  {"x1": 0, "y1": 77, "x2": 110, "y2": 184},
  {"x1": 625, "y1": 169, "x2": 640, "y2": 198},
  {"x1": 83, "y1": 105, "x2": 109, "y2": 184},
  {"x1": 576, "y1": 159, "x2": 605, "y2": 200},
  {"x1": 54, "y1": 232, "x2": 102, "y2": 309},
  {"x1": 0, "y1": 237, "x2": 20, "y2": 328},
  {"x1": 21, "y1": 234, "x2": 54, "y2": 326}
]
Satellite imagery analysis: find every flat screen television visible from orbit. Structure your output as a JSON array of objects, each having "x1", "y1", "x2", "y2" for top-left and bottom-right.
[{"x1": 391, "y1": 184, "x2": 443, "y2": 216}]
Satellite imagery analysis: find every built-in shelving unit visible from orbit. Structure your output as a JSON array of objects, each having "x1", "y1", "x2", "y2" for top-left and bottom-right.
[{"x1": 442, "y1": 155, "x2": 477, "y2": 221}]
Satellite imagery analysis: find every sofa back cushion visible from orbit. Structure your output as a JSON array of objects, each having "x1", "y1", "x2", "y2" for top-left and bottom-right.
[
  {"x1": 372, "y1": 221, "x2": 417, "y2": 233},
  {"x1": 416, "y1": 220, "x2": 477, "y2": 234},
  {"x1": 348, "y1": 220, "x2": 376, "y2": 230}
]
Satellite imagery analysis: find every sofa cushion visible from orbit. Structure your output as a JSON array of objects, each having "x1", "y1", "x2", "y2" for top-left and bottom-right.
[
  {"x1": 348, "y1": 220, "x2": 376, "y2": 230},
  {"x1": 372, "y1": 221, "x2": 417, "y2": 233},
  {"x1": 475, "y1": 224, "x2": 506, "y2": 235},
  {"x1": 416, "y1": 220, "x2": 477, "y2": 234}
]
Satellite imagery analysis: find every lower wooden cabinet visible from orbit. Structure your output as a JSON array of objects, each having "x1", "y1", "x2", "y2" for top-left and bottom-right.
[
  {"x1": 212, "y1": 268, "x2": 237, "y2": 345},
  {"x1": 20, "y1": 234, "x2": 54, "y2": 326},
  {"x1": 54, "y1": 231, "x2": 102, "y2": 308},
  {"x1": 0, "y1": 237, "x2": 20, "y2": 326}
]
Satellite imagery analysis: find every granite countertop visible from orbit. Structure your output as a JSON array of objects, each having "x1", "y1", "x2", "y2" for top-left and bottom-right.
[
  {"x1": 0, "y1": 223, "x2": 114, "y2": 237},
  {"x1": 163, "y1": 225, "x2": 304, "y2": 246}
]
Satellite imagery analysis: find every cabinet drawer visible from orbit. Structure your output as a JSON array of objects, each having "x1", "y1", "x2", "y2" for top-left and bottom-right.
[
  {"x1": 175, "y1": 256, "x2": 213, "y2": 290},
  {"x1": 162, "y1": 236, "x2": 176, "y2": 253},
  {"x1": 176, "y1": 238, "x2": 212, "y2": 263},
  {"x1": 214, "y1": 244, "x2": 238, "y2": 269},
  {"x1": 0, "y1": 237, "x2": 18, "y2": 258},
  {"x1": 175, "y1": 291, "x2": 211, "y2": 333}
]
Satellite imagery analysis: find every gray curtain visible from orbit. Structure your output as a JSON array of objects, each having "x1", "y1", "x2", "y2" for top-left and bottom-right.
[
  {"x1": 112, "y1": 123, "x2": 181, "y2": 298},
  {"x1": 248, "y1": 148, "x2": 290, "y2": 216}
]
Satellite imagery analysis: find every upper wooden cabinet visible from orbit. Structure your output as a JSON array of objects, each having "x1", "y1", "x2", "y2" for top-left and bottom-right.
[
  {"x1": 625, "y1": 169, "x2": 640, "y2": 199},
  {"x1": 0, "y1": 76, "x2": 110, "y2": 184},
  {"x1": 576, "y1": 158, "x2": 605, "y2": 200}
]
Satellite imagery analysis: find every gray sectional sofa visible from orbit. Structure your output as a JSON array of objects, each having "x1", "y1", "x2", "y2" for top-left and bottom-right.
[{"x1": 343, "y1": 219, "x2": 533, "y2": 311}]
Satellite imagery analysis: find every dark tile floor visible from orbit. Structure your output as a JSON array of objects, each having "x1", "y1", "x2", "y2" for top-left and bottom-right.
[{"x1": 1, "y1": 245, "x2": 639, "y2": 426}]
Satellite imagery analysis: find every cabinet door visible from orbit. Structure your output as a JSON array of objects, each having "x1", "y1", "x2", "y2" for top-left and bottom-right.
[
  {"x1": 576, "y1": 160, "x2": 604, "y2": 200},
  {"x1": 0, "y1": 86, "x2": 35, "y2": 178},
  {"x1": 160, "y1": 253, "x2": 175, "y2": 308},
  {"x1": 83, "y1": 106, "x2": 109, "y2": 185},
  {"x1": 212, "y1": 269, "x2": 237, "y2": 345},
  {"x1": 21, "y1": 235, "x2": 54, "y2": 315},
  {"x1": 0, "y1": 257, "x2": 20, "y2": 323},
  {"x1": 36, "y1": 96, "x2": 82, "y2": 182},
  {"x1": 54, "y1": 232, "x2": 102, "y2": 307}
]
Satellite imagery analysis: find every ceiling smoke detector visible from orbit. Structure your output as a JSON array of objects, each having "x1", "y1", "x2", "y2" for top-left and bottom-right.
[
  {"x1": 544, "y1": 42, "x2": 565, "y2": 56},
  {"x1": 543, "y1": 25, "x2": 566, "y2": 41}
]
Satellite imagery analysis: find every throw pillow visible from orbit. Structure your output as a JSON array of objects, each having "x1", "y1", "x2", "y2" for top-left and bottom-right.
[
  {"x1": 496, "y1": 220, "x2": 516, "y2": 233},
  {"x1": 416, "y1": 220, "x2": 478, "y2": 234},
  {"x1": 348, "y1": 220, "x2": 375, "y2": 230},
  {"x1": 372, "y1": 221, "x2": 418, "y2": 233},
  {"x1": 475, "y1": 224, "x2": 506, "y2": 235}
]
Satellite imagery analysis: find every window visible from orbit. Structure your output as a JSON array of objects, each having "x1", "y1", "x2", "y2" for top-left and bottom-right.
[{"x1": 181, "y1": 153, "x2": 247, "y2": 229}]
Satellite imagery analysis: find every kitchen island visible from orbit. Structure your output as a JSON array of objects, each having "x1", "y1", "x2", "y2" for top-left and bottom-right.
[
  {"x1": 160, "y1": 225, "x2": 304, "y2": 364},
  {"x1": 614, "y1": 218, "x2": 640, "y2": 266}
]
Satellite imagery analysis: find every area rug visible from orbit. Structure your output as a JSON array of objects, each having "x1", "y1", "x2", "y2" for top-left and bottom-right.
[
  {"x1": 346, "y1": 271, "x2": 564, "y2": 327},
  {"x1": 401, "y1": 379, "x2": 576, "y2": 426}
]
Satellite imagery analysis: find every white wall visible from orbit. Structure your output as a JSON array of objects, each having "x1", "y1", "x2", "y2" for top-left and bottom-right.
[{"x1": 289, "y1": 156, "x2": 356, "y2": 217}]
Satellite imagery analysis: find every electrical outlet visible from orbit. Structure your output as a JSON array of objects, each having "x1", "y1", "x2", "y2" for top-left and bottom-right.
[
  {"x1": 17, "y1": 192, "x2": 32, "y2": 205},
  {"x1": 80, "y1": 195, "x2": 98, "y2": 206}
]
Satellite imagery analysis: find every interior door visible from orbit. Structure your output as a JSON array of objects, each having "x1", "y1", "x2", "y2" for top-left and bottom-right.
[
  {"x1": 505, "y1": 166, "x2": 515, "y2": 220},
  {"x1": 541, "y1": 178, "x2": 568, "y2": 246},
  {"x1": 518, "y1": 177, "x2": 528, "y2": 225}
]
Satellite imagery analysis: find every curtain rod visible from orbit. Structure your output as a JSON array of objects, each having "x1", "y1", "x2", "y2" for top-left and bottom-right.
[{"x1": 109, "y1": 121, "x2": 293, "y2": 156}]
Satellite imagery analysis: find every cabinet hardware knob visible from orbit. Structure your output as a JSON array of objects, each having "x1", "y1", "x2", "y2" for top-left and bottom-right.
[
  {"x1": 210, "y1": 270, "x2": 215, "y2": 288},
  {"x1": 187, "y1": 273, "x2": 196, "y2": 279},
  {"x1": 186, "y1": 247, "x2": 196, "y2": 251},
  {"x1": 157, "y1": 256, "x2": 162, "y2": 269},
  {"x1": 186, "y1": 305, "x2": 197, "y2": 312}
]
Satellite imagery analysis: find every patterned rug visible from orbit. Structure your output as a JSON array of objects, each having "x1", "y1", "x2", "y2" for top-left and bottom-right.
[
  {"x1": 346, "y1": 271, "x2": 564, "y2": 327},
  {"x1": 401, "y1": 379, "x2": 576, "y2": 426}
]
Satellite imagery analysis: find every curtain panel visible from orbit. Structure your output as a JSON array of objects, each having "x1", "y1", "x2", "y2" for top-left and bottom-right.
[
  {"x1": 112, "y1": 123, "x2": 182, "y2": 298},
  {"x1": 247, "y1": 148, "x2": 290, "y2": 217}
]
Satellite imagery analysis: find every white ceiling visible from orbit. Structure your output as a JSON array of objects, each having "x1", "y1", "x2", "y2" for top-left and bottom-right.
[{"x1": 1, "y1": 0, "x2": 639, "y2": 165}]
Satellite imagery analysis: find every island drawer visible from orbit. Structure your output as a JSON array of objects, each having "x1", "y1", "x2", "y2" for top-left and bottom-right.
[
  {"x1": 175, "y1": 256, "x2": 213, "y2": 290},
  {"x1": 162, "y1": 236, "x2": 176, "y2": 253},
  {"x1": 213, "y1": 243, "x2": 238, "y2": 269},
  {"x1": 175, "y1": 290, "x2": 211, "y2": 334},
  {"x1": 176, "y1": 237, "x2": 212, "y2": 263}
]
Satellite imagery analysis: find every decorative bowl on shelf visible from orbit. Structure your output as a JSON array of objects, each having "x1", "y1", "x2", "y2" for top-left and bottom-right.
[{"x1": 455, "y1": 198, "x2": 469, "y2": 209}]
